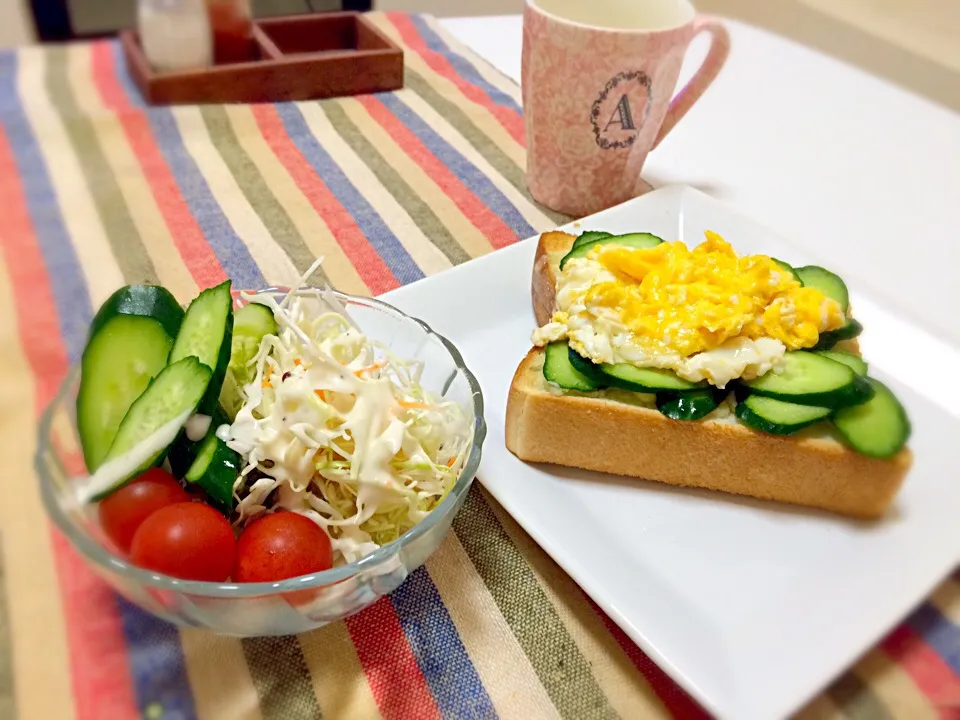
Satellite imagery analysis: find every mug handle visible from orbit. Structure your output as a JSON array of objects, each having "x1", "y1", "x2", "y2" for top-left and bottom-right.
[{"x1": 652, "y1": 16, "x2": 731, "y2": 150}]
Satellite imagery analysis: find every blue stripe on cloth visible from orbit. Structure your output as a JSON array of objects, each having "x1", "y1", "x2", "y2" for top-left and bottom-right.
[
  {"x1": 391, "y1": 567, "x2": 497, "y2": 720},
  {"x1": 908, "y1": 603, "x2": 960, "y2": 675},
  {"x1": 272, "y1": 102, "x2": 424, "y2": 286},
  {"x1": 0, "y1": 50, "x2": 92, "y2": 363},
  {"x1": 115, "y1": 596, "x2": 198, "y2": 720},
  {"x1": 407, "y1": 15, "x2": 523, "y2": 114},
  {"x1": 108, "y1": 43, "x2": 266, "y2": 291},
  {"x1": 375, "y1": 93, "x2": 536, "y2": 240}
]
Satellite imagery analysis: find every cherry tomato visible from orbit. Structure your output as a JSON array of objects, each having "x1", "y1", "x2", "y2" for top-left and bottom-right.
[
  {"x1": 98, "y1": 468, "x2": 190, "y2": 553},
  {"x1": 234, "y1": 512, "x2": 333, "y2": 583},
  {"x1": 130, "y1": 502, "x2": 236, "y2": 582}
]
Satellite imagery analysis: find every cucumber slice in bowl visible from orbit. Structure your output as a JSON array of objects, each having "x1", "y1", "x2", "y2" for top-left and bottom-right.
[
  {"x1": 185, "y1": 430, "x2": 241, "y2": 512},
  {"x1": 559, "y1": 232, "x2": 663, "y2": 270},
  {"x1": 76, "y1": 357, "x2": 212, "y2": 503},
  {"x1": 572, "y1": 231, "x2": 614, "y2": 249},
  {"x1": 170, "y1": 280, "x2": 233, "y2": 415},
  {"x1": 743, "y1": 351, "x2": 865, "y2": 408},
  {"x1": 832, "y1": 379, "x2": 911, "y2": 459},
  {"x1": 76, "y1": 285, "x2": 184, "y2": 471},
  {"x1": 736, "y1": 395, "x2": 832, "y2": 435},
  {"x1": 543, "y1": 343, "x2": 602, "y2": 392},
  {"x1": 220, "y1": 301, "x2": 278, "y2": 420}
]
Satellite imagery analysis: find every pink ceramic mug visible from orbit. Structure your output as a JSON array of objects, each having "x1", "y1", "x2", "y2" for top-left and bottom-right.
[{"x1": 522, "y1": 0, "x2": 730, "y2": 216}]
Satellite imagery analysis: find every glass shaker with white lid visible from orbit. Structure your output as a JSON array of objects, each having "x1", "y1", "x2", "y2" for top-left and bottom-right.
[{"x1": 138, "y1": 0, "x2": 213, "y2": 73}]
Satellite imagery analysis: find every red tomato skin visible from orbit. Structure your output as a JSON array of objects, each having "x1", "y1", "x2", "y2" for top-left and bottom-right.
[
  {"x1": 98, "y1": 468, "x2": 190, "y2": 553},
  {"x1": 129, "y1": 502, "x2": 236, "y2": 582},
  {"x1": 234, "y1": 512, "x2": 333, "y2": 583}
]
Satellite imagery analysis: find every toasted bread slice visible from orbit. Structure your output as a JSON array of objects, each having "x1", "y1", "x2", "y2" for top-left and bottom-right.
[{"x1": 510, "y1": 231, "x2": 910, "y2": 518}]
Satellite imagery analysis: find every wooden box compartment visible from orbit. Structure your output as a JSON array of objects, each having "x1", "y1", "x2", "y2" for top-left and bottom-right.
[{"x1": 121, "y1": 12, "x2": 404, "y2": 106}]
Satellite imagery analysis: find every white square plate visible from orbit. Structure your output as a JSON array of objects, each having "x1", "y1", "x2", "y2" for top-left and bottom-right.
[{"x1": 381, "y1": 185, "x2": 960, "y2": 720}]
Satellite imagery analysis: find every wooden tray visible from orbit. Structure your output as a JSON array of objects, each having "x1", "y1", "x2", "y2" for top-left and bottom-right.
[{"x1": 121, "y1": 12, "x2": 404, "y2": 106}]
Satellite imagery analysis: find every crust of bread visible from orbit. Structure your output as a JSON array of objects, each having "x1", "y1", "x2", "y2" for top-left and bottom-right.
[{"x1": 514, "y1": 230, "x2": 909, "y2": 518}]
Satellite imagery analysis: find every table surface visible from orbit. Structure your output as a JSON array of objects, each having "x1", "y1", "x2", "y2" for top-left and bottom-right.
[{"x1": 441, "y1": 15, "x2": 960, "y2": 352}]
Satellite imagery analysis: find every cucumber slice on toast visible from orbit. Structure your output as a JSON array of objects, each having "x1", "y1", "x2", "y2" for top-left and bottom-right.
[
  {"x1": 796, "y1": 265, "x2": 850, "y2": 312},
  {"x1": 559, "y1": 232, "x2": 663, "y2": 270},
  {"x1": 814, "y1": 319, "x2": 864, "y2": 351},
  {"x1": 170, "y1": 280, "x2": 233, "y2": 415},
  {"x1": 572, "y1": 231, "x2": 614, "y2": 249},
  {"x1": 567, "y1": 345, "x2": 702, "y2": 392},
  {"x1": 743, "y1": 351, "x2": 864, "y2": 407},
  {"x1": 656, "y1": 389, "x2": 723, "y2": 421},
  {"x1": 543, "y1": 343, "x2": 601, "y2": 392},
  {"x1": 735, "y1": 395, "x2": 832, "y2": 435},
  {"x1": 816, "y1": 350, "x2": 868, "y2": 377},
  {"x1": 832, "y1": 379, "x2": 911, "y2": 459},
  {"x1": 771, "y1": 258, "x2": 803, "y2": 284}
]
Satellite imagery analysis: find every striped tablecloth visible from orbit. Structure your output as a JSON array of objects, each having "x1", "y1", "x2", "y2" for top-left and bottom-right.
[{"x1": 0, "y1": 12, "x2": 957, "y2": 720}]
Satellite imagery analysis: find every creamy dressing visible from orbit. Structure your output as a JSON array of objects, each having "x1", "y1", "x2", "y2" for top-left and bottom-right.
[{"x1": 185, "y1": 413, "x2": 212, "y2": 442}]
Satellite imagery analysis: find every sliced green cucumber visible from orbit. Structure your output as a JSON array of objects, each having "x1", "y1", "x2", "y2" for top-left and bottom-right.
[
  {"x1": 85, "y1": 357, "x2": 212, "y2": 501},
  {"x1": 543, "y1": 343, "x2": 601, "y2": 392},
  {"x1": 656, "y1": 389, "x2": 723, "y2": 421},
  {"x1": 567, "y1": 345, "x2": 703, "y2": 392},
  {"x1": 832, "y1": 379, "x2": 911, "y2": 459},
  {"x1": 814, "y1": 319, "x2": 864, "y2": 351},
  {"x1": 572, "y1": 231, "x2": 614, "y2": 249},
  {"x1": 559, "y1": 232, "x2": 663, "y2": 270},
  {"x1": 816, "y1": 350, "x2": 868, "y2": 376},
  {"x1": 796, "y1": 266, "x2": 850, "y2": 312},
  {"x1": 771, "y1": 258, "x2": 803, "y2": 284},
  {"x1": 220, "y1": 301, "x2": 277, "y2": 420},
  {"x1": 185, "y1": 430, "x2": 241, "y2": 512},
  {"x1": 77, "y1": 285, "x2": 185, "y2": 471},
  {"x1": 601, "y1": 362, "x2": 704, "y2": 393},
  {"x1": 170, "y1": 280, "x2": 233, "y2": 415},
  {"x1": 86, "y1": 284, "x2": 184, "y2": 341},
  {"x1": 743, "y1": 351, "x2": 859, "y2": 407},
  {"x1": 567, "y1": 346, "x2": 609, "y2": 384},
  {"x1": 735, "y1": 395, "x2": 832, "y2": 435}
]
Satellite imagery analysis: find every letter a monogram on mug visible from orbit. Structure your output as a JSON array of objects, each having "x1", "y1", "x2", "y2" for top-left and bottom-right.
[{"x1": 522, "y1": 0, "x2": 730, "y2": 217}]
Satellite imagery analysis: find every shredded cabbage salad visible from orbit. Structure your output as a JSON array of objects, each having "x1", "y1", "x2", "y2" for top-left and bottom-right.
[{"x1": 220, "y1": 262, "x2": 473, "y2": 564}]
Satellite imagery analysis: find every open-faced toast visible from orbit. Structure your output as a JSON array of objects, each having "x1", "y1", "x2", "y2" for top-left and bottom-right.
[{"x1": 506, "y1": 230, "x2": 912, "y2": 519}]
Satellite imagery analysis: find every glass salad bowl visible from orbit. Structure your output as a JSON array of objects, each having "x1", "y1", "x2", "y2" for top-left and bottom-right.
[{"x1": 35, "y1": 289, "x2": 486, "y2": 637}]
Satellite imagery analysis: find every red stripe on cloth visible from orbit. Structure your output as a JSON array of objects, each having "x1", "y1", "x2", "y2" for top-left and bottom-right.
[
  {"x1": 881, "y1": 624, "x2": 960, "y2": 709},
  {"x1": 585, "y1": 596, "x2": 710, "y2": 719},
  {"x1": 88, "y1": 42, "x2": 225, "y2": 290},
  {"x1": 0, "y1": 127, "x2": 140, "y2": 720},
  {"x1": 386, "y1": 13, "x2": 526, "y2": 148},
  {"x1": 346, "y1": 597, "x2": 442, "y2": 720},
  {"x1": 358, "y1": 95, "x2": 516, "y2": 251},
  {"x1": 250, "y1": 104, "x2": 399, "y2": 295}
]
